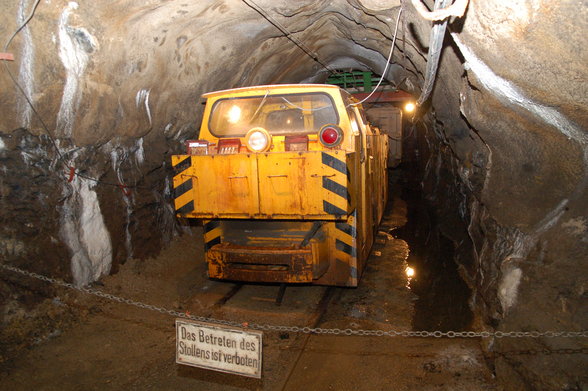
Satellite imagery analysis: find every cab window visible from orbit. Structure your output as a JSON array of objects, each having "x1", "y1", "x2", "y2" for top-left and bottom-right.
[{"x1": 209, "y1": 92, "x2": 339, "y2": 137}]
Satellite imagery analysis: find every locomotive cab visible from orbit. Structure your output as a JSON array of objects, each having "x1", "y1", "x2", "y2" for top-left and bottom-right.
[{"x1": 171, "y1": 84, "x2": 387, "y2": 286}]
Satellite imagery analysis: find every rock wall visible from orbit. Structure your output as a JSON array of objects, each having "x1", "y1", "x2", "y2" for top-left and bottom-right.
[
  {"x1": 403, "y1": 2, "x2": 588, "y2": 389},
  {"x1": 0, "y1": 0, "x2": 586, "y2": 388}
]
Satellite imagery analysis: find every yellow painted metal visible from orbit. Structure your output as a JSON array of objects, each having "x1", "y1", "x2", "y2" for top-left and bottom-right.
[
  {"x1": 174, "y1": 154, "x2": 259, "y2": 218},
  {"x1": 197, "y1": 84, "x2": 357, "y2": 152},
  {"x1": 173, "y1": 150, "x2": 356, "y2": 220},
  {"x1": 171, "y1": 84, "x2": 389, "y2": 287},
  {"x1": 257, "y1": 151, "x2": 350, "y2": 218}
]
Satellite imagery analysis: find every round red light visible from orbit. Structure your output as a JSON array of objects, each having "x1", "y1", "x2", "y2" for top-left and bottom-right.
[
  {"x1": 319, "y1": 125, "x2": 343, "y2": 148},
  {"x1": 321, "y1": 127, "x2": 339, "y2": 145}
]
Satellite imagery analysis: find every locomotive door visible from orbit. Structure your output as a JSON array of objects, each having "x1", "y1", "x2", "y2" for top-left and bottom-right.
[
  {"x1": 178, "y1": 154, "x2": 260, "y2": 217},
  {"x1": 351, "y1": 106, "x2": 374, "y2": 263}
]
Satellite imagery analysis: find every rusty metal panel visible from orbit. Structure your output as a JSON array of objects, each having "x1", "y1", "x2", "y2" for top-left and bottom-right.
[
  {"x1": 313, "y1": 215, "x2": 360, "y2": 287},
  {"x1": 207, "y1": 243, "x2": 314, "y2": 283},
  {"x1": 366, "y1": 106, "x2": 402, "y2": 167},
  {"x1": 189, "y1": 154, "x2": 260, "y2": 218}
]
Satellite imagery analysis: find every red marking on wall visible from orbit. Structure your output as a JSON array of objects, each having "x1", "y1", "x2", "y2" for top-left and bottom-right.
[{"x1": 0, "y1": 52, "x2": 15, "y2": 61}]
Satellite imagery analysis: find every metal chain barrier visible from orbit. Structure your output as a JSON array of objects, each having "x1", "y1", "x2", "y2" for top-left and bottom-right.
[{"x1": 2, "y1": 263, "x2": 587, "y2": 339}]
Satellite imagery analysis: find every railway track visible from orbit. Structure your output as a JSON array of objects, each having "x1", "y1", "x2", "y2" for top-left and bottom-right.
[
  {"x1": 278, "y1": 286, "x2": 339, "y2": 390},
  {"x1": 212, "y1": 283, "x2": 243, "y2": 308}
]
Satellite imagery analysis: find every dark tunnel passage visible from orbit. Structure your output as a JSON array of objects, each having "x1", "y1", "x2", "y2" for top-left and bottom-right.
[
  {"x1": 393, "y1": 137, "x2": 474, "y2": 333},
  {"x1": 0, "y1": 1, "x2": 586, "y2": 389}
]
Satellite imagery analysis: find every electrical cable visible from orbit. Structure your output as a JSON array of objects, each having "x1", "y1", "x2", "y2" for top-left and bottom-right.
[
  {"x1": 241, "y1": 0, "x2": 337, "y2": 77},
  {"x1": 414, "y1": 0, "x2": 461, "y2": 107},
  {"x1": 411, "y1": 0, "x2": 468, "y2": 21},
  {"x1": 239, "y1": 1, "x2": 406, "y2": 110},
  {"x1": 280, "y1": 96, "x2": 331, "y2": 112},
  {"x1": 350, "y1": 6, "x2": 403, "y2": 107},
  {"x1": 4, "y1": 0, "x2": 41, "y2": 50},
  {"x1": 2, "y1": 1, "x2": 148, "y2": 191},
  {"x1": 2, "y1": 0, "x2": 66, "y2": 164}
]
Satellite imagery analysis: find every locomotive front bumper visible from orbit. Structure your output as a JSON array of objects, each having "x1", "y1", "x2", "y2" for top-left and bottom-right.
[{"x1": 206, "y1": 243, "x2": 314, "y2": 283}]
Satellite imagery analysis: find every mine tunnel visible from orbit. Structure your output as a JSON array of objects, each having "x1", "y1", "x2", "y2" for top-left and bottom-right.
[{"x1": 0, "y1": 1, "x2": 586, "y2": 390}]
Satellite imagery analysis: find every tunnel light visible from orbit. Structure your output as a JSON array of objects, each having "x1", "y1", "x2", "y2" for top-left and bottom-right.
[
  {"x1": 404, "y1": 102, "x2": 416, "y2": 113},
  {"x1": 405, "y1": 266, "x2": 415, "y2": 278},
  {"x1": 227, "y1": 105, "x2": 241, "y2": 124}
]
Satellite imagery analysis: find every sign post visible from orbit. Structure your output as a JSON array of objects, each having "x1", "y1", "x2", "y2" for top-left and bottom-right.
[{"x1": 176, "y1": 319, "x2": 263, "y2": 379}]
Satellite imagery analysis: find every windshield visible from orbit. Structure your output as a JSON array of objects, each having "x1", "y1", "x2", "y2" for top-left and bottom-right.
[{"x1": 208, "y1": 92, "x2": 339, "y2": 137}]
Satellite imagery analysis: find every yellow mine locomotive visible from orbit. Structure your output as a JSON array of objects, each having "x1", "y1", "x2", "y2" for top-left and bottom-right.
[{"x1": 171, "y1": 84, "x2": 387, "y2": 287}]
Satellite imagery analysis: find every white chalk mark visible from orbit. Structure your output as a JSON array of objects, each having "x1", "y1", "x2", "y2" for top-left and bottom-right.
[
  {"x1": 498, "y1": 266, "x2": 522, "y2": 314},
  {"x1": 107, "y1": 139, "x2": 144, "y2": 261},
  {"x1": 145, "y1": 91, "x2": 152, "y2": 125},
  {"x1": 135, "y1": 89, "x2": 152, "y2": 126},
  {"x1": 56, "y1": 2, "x2": 97, "y2": 137},
  {"x1": 60, "y1": 176, "x2": 112, "y2": 286},
  {"x1": 496, "y1": 198, "x2": 568, "y2": 313},
  {"x1": 17, "y1": 0, "x2": 35, "y2": 128},
  {"x1": 134, "y1": 137, "x2": 144, "y2": 165}
]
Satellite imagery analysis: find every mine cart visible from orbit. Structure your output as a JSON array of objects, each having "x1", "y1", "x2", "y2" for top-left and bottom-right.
[{"x1": 171, "y1": 84, "x2": 387, "y2": 286}]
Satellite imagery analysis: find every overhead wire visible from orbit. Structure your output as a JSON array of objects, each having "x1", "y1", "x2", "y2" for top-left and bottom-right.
[
  {"x1": 2, "y1": 1, "x2": 148, "y2": 191},
  {"x1": 4, "y1": 0, "x2": 41, "y2": 50},
  {"x1": 237, "y1": 1, "x2": 408, "y2": 110},
  {"x1": 350, "y1": 6, "x2": 403, "y2": 107},
  {"x1": 241, "y1": 0, "x2": 337, "y2": 77},
  {"x1": 2, "y1": 0, "x2": 66, "y2": 164}
]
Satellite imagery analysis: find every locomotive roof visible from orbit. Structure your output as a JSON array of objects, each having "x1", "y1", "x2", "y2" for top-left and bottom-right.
[{"x1": 201, "y1": 84, "x2": 342, "y2": 99}]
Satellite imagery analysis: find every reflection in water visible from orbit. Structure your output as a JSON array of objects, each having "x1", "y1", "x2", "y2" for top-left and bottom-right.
[
  {"x1": 405, "y1": 266, "x2": 415, "y2": 278},
  {"x1": 392, "y1": 166, "x2": 474, "y2": 332},
  {"x1": 405, "y1": 266, "x2": 415, "y2": 289}
]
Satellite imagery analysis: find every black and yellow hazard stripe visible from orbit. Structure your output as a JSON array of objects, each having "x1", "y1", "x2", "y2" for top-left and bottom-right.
[
  {"x1": 335, "y1": 216, "x2": 357, "y2": 259},
  {"x1": 321, "y1": 152, "x2": 350, "y2": 217},
  {"x1": 332, "y1": 210, "x2": 358, "y2": 285},
  {"x1": 203, "y1": 220, "x2": 222, "y2": 250},
  {"x1": 172, "y1": 155, "x2": 195, "y2": 216}
]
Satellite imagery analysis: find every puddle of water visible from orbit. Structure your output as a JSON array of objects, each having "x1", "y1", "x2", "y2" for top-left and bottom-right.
[{"x1": 390, "y1": 167, "x2": 474, "y2": 332}]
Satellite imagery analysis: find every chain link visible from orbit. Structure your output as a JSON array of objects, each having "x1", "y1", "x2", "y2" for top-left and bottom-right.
[{"x1": 2, "y1": 263, "x2": 588, "y2": 339}]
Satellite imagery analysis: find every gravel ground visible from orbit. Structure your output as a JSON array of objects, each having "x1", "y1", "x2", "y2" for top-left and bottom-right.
[{"x1": 0, "y1": 194, "x2": 498, "y2": 390}]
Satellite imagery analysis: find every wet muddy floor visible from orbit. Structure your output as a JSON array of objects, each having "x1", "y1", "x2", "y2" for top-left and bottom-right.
[
  {"x1": 391, "y1": 167, "x2": 474, "y2": 333},
  {"x1": 0, "y1": 167, "x2": 497, "y2": 390}
]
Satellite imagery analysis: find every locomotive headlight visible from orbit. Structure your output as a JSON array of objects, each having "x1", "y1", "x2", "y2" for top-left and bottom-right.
[
  {"x1": 245, "y1": 127, "x2": 271, "y2": 152},
  {"x1": 318, "y1": 124, "x2": 344, "y2": 148}
]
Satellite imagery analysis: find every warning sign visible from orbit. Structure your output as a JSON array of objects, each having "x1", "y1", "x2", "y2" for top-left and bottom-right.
[{"x1": 176, "y1": 319, "x2": 263, "y2": 378}]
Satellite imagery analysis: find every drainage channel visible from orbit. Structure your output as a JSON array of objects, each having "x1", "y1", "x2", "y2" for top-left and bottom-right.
[{"x1": 390, "y1": 166, "x2": 474, "y2": 332}]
